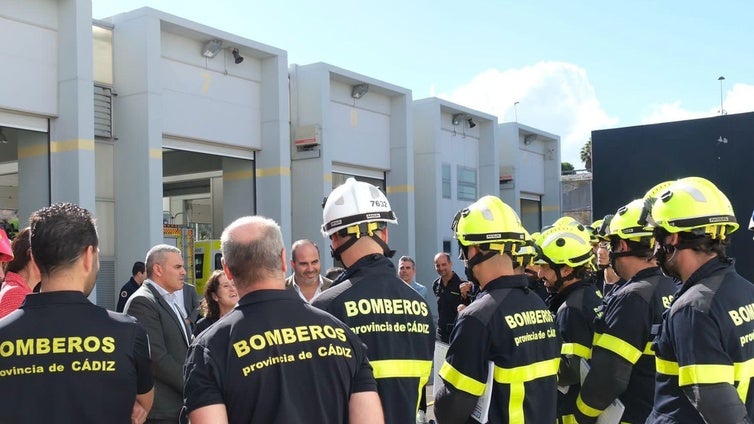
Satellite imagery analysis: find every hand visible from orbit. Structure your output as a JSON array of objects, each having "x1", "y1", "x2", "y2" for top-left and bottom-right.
[
  {"x1": 459, "y1": 282, "x2": 472, "y2": 297},
  {"x1": 131, "y1": 401, "x2": 147, "y2": 424},
  {"x1": 457, "y1": 304, "x2": 467, "y2": 313}
]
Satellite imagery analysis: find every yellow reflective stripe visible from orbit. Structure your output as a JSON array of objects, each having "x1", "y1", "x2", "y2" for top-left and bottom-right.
[
  {"x1": 655, "y1": 357, "x2": 679, "y2": 375},
  {"x1": 509, "y1": 381, "x2": 524, "y2": 423},
  {"x1": 643, "y1": 342, "x2": 654, "y2": 355},
  {"x1": 594, "y1": 333, "x2": 642, "y2": 364},
  {"x1": 734, "y1": 358, "x2": 754, "y2": 403},
  {"x1": 576, "y1": 393, "x2": 602, "y2": 417},
  {"x1": 561, "y1": 342, "x2": 592, "y2": 359},
  {"x1": 493, "y1": 357, "x2": 560, "y2": 383},
  {"x1": 438, "y1": 361, "x2": 486, "y2": 396},
  {"x1": 560, "y1": 414, "x2": 578, "y2": 424},
  {"x1": 678, "y1": 364, "x2": 733, "y2": 386},
  {"x1": 372, "y1": 359, "x2": 432, "y2": 411},
  {"x1": 371, "y1": 359, "x2": 432, "y2": 379}
]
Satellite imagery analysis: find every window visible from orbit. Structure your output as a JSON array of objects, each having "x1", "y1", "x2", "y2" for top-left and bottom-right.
[
  {"x1": 332, "y1": 172, "x2": 385, "y2": 191},
  {"x1": 442, "y1": 240, "x2": 452, "y2": 255},
  {"x1": 457, "y1": 166, "x2": 477, "y2": 201},
  {"x1": 520, "y1": 197, "x2": 542, "y2": 233},
  {"x1": 441, "y1": 164, "x2": 451, "y2": 199}
]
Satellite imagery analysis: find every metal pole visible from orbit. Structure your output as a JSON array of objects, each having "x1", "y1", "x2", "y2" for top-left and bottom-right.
[
  {"x1": 718, "y1": 76, "x2": 725, "y2": 115},
  {"x1": 514, "y1": 101, "x2": 519, "y2": 122}
]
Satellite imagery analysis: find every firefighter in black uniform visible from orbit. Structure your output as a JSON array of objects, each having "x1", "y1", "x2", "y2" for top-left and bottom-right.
[
  {"x1": 0, "y1": 203, "x2": 154, "y2": 424},
  {"x1": 434, "y1": 196, "x2": 560, "y2": 423},
  {"x1": 535, "y1": 222, "x2": 602, "y2": 423},
  {"x1": 644, "y1": 177, "x2": 754, "y2": 423},
  {"x1": 183, "y1": 215, "x2": 383, "y2": 423},
  {"x1": 312, "y1": 178, "x2": 435, "y2": 424},
  {"x1": 433, "y1": 252, "x2": 472, "y2": 342},
  {"x1": 575, "y1": 199, "x2": 678, "y2": 423}
]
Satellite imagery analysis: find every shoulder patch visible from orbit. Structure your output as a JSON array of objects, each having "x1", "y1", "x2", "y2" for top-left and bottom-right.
[{"x1": 120, "y1": 290, "x2": 129, "y2": 298}]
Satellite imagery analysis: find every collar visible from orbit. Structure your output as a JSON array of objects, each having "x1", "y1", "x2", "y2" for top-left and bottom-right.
[
  {"x1": 291, "y1": 274, "x2": 324, "y2": 290},
  {"x1": 628, "y1": 266, "x2": 661, "y2": 283},
  {"x1": 237, "y1": 288, "x2": 305, "y2": 308},
  {"x1": 21, "y1": 290, "x2": 91, "y2": 308},
  {"x1": 547, "y1": 279, "x2": 592, "y2": 312},
  {"x1": 290, "y1": 274, "x2": 325, "y2": 301},
  {"x1": 338, "y1": 254, "x2": 393, "y2": 282},
  {"x1": 482, "y1": 274, "x2": 528, "y2": 292},
  {"x1": 147, "y1": 279, "x2": 179, "y2": 302},
  {"x1": 679, "y1": 256, "x2": 733, "y2": 294}
]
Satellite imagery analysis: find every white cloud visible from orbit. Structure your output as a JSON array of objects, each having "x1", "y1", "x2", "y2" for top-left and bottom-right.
[
  {"x1": 641, "y1": 83, "x2": 754, "y2": 124},
  {"x1": 438, "y1": 61, "x2": 618, "y2": 167}
]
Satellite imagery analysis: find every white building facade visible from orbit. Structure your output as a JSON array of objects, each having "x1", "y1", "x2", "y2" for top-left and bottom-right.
[{"x1": 0, "y1": 1, "x2": 561, "y2": 306}]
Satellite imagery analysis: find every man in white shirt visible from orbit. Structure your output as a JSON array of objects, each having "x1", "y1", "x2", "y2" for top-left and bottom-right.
[{"x1": 284, "y1": 239, "x2": 332, "y2": 302}]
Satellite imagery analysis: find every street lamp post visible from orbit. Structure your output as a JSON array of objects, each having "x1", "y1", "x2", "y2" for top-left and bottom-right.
[
  {"x1": 514, "y1": 101, "x2": 519, "y2": 122},
  {"x1": 718, "y1": 76, "x2": 726, "y2": 115}
]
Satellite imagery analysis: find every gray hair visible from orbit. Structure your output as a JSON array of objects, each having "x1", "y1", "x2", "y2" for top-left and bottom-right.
[
  {"x1": 399, "y1": 255, "x2": 416, "y2": 267},
  {"x1": 145, "y1": 244, "x2": 181, "y2": 278},
  {"x1": 221, "y1": 216, "x2": 284, "y2": 288}
]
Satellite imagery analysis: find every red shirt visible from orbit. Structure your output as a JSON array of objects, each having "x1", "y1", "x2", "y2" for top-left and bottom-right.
[{"x1": 0, "y1": 271, "x2": 32, "y2": 318}]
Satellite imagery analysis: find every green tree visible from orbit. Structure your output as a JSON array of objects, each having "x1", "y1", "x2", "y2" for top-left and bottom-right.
[
  {"x1": 561, "y1": 162, "x2": 575, "y2": 175},
  {"x1": 580, "y1": 138, "x2": 592, "y2": 172}
]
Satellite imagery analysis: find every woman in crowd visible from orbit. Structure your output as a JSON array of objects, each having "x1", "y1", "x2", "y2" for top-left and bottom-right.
[
  {"x1": 193, "y1": 269, "x2": 238, "y2": 336},
  {"x1": 0, "y1": 228, "x2": 40, "y2": 318}
]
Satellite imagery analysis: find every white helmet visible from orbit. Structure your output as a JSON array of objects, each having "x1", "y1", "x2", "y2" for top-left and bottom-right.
[{"x1": 321, "y1": 178, "x2": 397, "y2": 237}]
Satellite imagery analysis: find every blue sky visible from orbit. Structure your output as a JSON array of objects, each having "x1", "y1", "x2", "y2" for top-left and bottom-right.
[{"x1": 92, "y1": 0, "x2": 754, "y2": 166}]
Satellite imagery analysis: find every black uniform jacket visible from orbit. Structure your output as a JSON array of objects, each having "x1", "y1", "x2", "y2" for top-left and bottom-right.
[
  {"x1": 312, "y1": 254, "x2": 435, "y2": 424},
  {"x1": 184, "y1": 289, "x2": 376, "y2": 424}
]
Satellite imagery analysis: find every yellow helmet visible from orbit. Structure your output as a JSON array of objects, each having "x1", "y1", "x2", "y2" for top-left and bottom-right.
[
  {"x1": 452, "y1": 196, "x2": 527, "y2": 252},
  {"x1": 638, "y1": 180, "x2": 673, "y2": 227},
  {"x1": 535, "y1": 224, "x2": 595, "y2": 268},
  {"x1": 650, "y1": 177, "x2": 738, "y2": 239},
  {"x1": 587, "y1": 219, "x2": 604, "y2": 243},
  {"x1": 609, "y1": 199, "x2": 654, "y2": 241}
]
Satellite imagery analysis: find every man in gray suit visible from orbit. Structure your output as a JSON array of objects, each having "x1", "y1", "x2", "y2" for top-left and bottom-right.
[
  {"x1": 284, "y1": 239, "x2": 332, "y2": 302},
  {"x1": 125, "y1": 244, "x2": 190, "y2": 424}
]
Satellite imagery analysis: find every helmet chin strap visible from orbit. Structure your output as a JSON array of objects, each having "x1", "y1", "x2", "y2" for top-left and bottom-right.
[
  {"x1": 548, "y1": 264, "x2": 576, "y2": 293},
  {"x1": 331, "y1": 222, "x2": 395, "y2": 262},
  {"x1": 462, "y1": 244, "x2": 503, "y2": 285}
]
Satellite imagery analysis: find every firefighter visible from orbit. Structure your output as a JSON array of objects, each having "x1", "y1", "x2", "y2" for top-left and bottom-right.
[
  {"x1": 434, "y1": 196, "x2": 560, "y2": 423},
  {"x1": 645, "y1": 177, "x2": 754, "y2": 423},
  {"x1": 575, "y1": 199, "x2": 677, "y2": 423},
  {"x1": 535, "y1": 223, "x2": 602, "y2": 423},
  {"x1": 312, "y1": 178, "x2": 434, "y2": 424}
]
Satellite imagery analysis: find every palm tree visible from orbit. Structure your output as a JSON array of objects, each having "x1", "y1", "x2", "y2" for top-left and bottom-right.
[{"x1": 580, "y1": 139, "x2": 592, "y2": 172}]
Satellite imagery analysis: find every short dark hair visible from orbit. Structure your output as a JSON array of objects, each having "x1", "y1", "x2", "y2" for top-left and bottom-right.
[
  {"x1": 222, "y1": 216, "x2": 284, "y2": 289},
  {"x1": 29, "y1": 203, "x2": 98, "y2": 276},
  {"x1": 132, "y1": 261, "x2": 146, "y2": 276},
  {"x1": 325, "y1": 266, "x2": 345, "y2": 280},
  {"x1": 6, "y1": 227, "x2": 31, "y2": 274}
]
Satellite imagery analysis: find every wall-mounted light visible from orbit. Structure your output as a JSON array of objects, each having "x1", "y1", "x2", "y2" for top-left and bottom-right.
[
  {"x1": 201, "y1": 39, "x2": 223, "y2": 58},
  {"x1": 232, "y1": 48, "x2": 244, "y2": 64},
  {"x1": 467, "y1": 117, "x2": 476, "y2": 128},
  {"x1": 351, "y1": 84, "x2": 369, "y2": 99},
  {"x1": 452, "y1": 113, "x2": 464, "y2": 126},
  {"x1": 524, "y1": 134, "x2": 537, "y2": 145}
]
